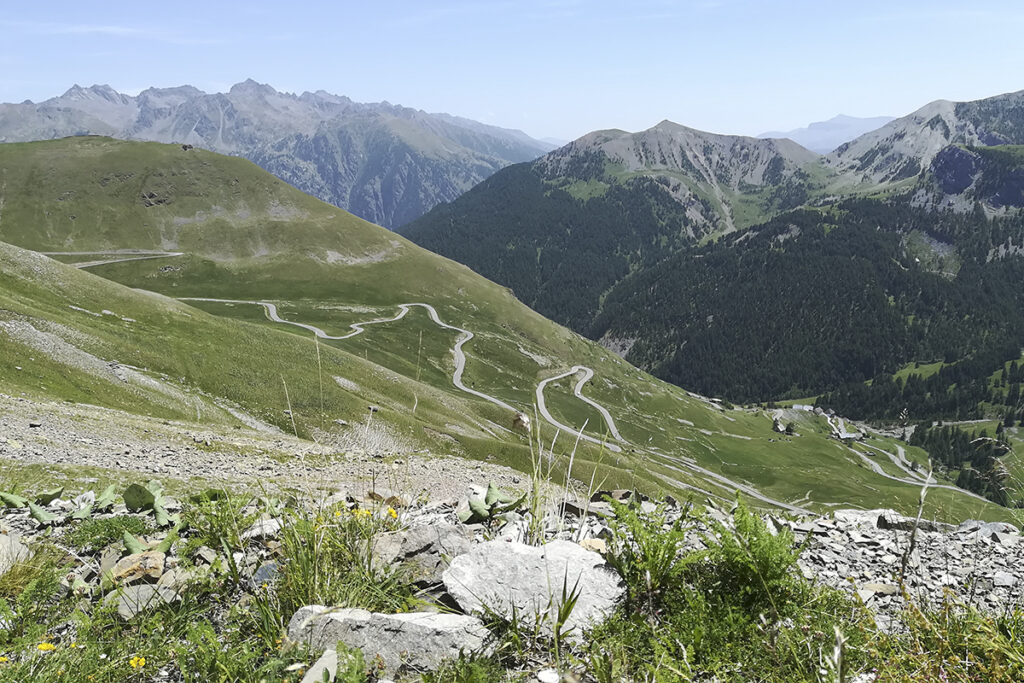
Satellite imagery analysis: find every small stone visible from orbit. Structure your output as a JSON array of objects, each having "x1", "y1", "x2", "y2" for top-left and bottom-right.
[
  {"x1": 372, "y1": 524, "x2": 473, "y2": 587},
  {"x1": 111, "y1": 551, "x2": 165, "y2": 584},
  {"x1": 98, "y1": 546, "x2": 121, "y2": 576},
  {"x1": 241, "y1": 517, "x2": 283, "y2": 541},
  {"x1": 993, "y1": 572, "x2": 1015, "y2": 588},
  {"x1": 537, "y1": 669, "x2": 560, "y2": 683},
  {"x1": 195, "y1": 546, "x2": 218, "y2": 565},
  {"x1": 104, "y1": 585, "x2": 178, "y2": 620},
  {"x1": 300, "y1": 648, "x2": 338, "y2": 683},
  {"x1": 862, "y1": 583, "x2": 899, "y2": 596},
  {"x1": 991, "y1": 532, "x2": 1019, "y2": 546},
  {"x1": 156, "y1": 569, "x2": 183, "y2": 591},
  {"x1": 578, "y1": 538, "x2": 607, "y2": 554},
  {"x1": 252, "y1": 561, "x2": 280, "y2": 587}
]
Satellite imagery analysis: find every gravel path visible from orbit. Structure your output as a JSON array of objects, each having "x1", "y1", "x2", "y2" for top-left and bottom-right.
[{"x1": 41, "y1": 250, "x2": 184, "y2": 269}]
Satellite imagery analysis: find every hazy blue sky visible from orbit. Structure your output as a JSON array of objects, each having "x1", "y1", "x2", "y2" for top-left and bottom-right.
[{"x1": 3, "y1": 1, "x2": 1022, "y2": 141}]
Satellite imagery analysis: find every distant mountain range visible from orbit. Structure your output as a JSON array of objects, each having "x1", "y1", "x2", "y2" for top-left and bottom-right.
[
  {"x1": 402, "y1": 88, "x2": 1024, "y2": 435},
  {"x1": 758, "y1": 114, "x2": 895, "y2": 154},
  {"x1": 0, "y1": 80, "x2": 554, "y2": 228}
]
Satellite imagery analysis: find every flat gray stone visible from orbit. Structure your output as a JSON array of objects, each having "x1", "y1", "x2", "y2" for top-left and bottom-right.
[
  {"x1": 878, "y1": 511, "x2": 953, "y2": 534},
  {"x1": 993, "y1": 571, "x2": 1016, "y2": 587},
  {"x1": 287, "y1": 607, "x2": 488, "y2": 676},
  {"x1": 372, "y1": 524, "x2": 473, "y2": 586},
  {"x1": 300, "y1": 648, "x2": 338, "y2": 683},
  {"x1": 241, "y1": 517, "x2": 282, "y2": 541},
  {"x1": 442, "y1": 539, "x2": 624, "y2": 640},
  {"x1": 104, "y1": 584, "x2": 178, "y2": 620},
  {"x1": 0, "y1": 535, "x2": 30, "y2": 577},
  {"x1": 833, "y1": 509, "x2": 897, "y2": 529}
]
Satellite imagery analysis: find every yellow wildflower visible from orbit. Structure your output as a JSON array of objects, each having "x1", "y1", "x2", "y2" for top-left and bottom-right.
[
  {"x1": 388, "y1": 507, "x2": 398, "y2": 520},
  {"x1": 0, "y1": 656, "x2": 8, "y2": 662},
  {"x1": 129, "y1": 655, "x2": 146, "y2": 669},
  {"x1": 36, "y1": 642, "x2": 55, "y2": 652}
]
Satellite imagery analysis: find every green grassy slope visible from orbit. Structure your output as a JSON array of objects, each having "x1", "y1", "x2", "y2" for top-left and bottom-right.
[{"x1": 0, "y1": 137, "x2": 1009, "y2": 522}]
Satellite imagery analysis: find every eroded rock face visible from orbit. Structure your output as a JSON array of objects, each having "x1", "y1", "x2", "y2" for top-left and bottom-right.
[
  {"x1": 286, "y1": 607, "x2": 489, "y2": 676},
  {"x1": 442, "y1": 539, "x2": 625, "y2": 640}
]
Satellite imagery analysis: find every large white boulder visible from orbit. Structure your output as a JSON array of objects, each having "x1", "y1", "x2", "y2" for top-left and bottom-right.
[{"x1": 442, "y1": 539, "x2": 624, "y2": 640}]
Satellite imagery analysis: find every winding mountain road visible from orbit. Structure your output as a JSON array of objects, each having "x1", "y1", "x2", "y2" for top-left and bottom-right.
[
  {"x1": 846, "y1": 445, "x2": 991, "y2": 503},
  {"x1": 536, "y1": 366, "x2": 625, "y2": 447},
  {"x1": 860, "y1": 442, "x2": 934, "y2": 483},
  {"x1": 184, "y1": 297, "x2": 622, "y2": 450},
  {"x1": 178, "y1": 296, "x2": 987, "y2": 512}
]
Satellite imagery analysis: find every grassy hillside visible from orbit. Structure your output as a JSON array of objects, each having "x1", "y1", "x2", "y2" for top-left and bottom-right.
[{"x1": 0, "y1": 137, "x2": 1011, "y2": 522}]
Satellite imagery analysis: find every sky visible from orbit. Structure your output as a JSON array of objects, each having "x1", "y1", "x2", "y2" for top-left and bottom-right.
[{"x1": 2, "y1": 0, "x2": 1023, "y2": 142}]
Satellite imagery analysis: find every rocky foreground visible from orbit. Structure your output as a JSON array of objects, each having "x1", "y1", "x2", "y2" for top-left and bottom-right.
[{"x1": 1, "y1": 476, "x2": 1021, "y2": 682}]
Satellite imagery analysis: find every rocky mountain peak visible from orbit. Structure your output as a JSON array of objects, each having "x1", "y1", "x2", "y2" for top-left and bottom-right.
[
  {"x1": 544, "y1": 120, "x2": 816, "y2": 186},
  {"x1": 228, "y1": 78, "x2": 279, "y2": 97},
  {"x1": 58, "y1": 83, "x2": 131, "y2": 106},
  {"x1": 827, "y1": 89, "x2": 1024, "y2": 185}
]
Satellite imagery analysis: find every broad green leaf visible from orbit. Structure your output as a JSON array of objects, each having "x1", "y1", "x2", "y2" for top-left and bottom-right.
[
  {"x1": 0, "y1": 492, "x2": 28, "y2": 508},
  {"x1": 34, "y1": 488, "x2": 64, "y2": 505},
  {"x1": 122, "y1": 531, "x2": 146, "y2": 555},
  {"x1": 95, "y1": 485, "x2": 117, "y2": 511},
  {"x1": 123, "y1": 483, "x2": 156, "y2": 511},
  {"x1": 29, "y1": 502, "x2": 59, "y2": 526}
]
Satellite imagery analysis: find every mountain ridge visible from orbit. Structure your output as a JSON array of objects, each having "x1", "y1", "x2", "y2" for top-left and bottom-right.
[
  {"x1": 826, "y1": 89, "x2": 1024, "y2": 185},
  {"x1": 0, "y1": 80, "x2": 554, "y2": 228}
]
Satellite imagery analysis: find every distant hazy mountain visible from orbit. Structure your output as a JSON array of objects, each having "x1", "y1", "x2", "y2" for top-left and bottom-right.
[
  {"x1": 0, "y1": 80, "x2": 554, "y2": 228},
  {"x1": 402, "y1": 120, "x2": 818, "y2": 331},
  {"x1": 540, "y1": 136, "x2": 569, "y2": 147},
  {"x1": 758, "y1": 114, "x2": 895, "y2": 154},
  {"x1": 825, "y1": 89, "x2": 1024, "y2": 186}
]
